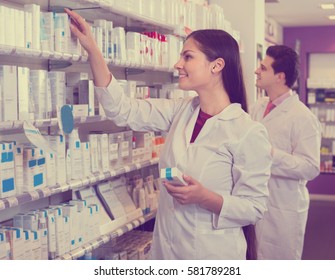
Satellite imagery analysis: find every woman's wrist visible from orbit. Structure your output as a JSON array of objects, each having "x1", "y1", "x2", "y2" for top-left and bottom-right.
[
  {"x1": 86, "y1": 43, "x2": 102, "y2": 58},
  {"x1": 198, "y1": 189, "x2": 223, "y2": 215}
]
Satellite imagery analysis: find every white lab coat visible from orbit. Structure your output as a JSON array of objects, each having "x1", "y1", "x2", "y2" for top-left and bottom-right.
[
  {"x1": 250, "y1": 93, "x2": 322, "y2": 260},
  {"x1": 95, "y1": 76, "x2": 272, "y2": 259}
]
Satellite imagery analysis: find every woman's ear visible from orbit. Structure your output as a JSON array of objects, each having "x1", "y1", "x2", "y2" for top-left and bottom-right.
[{"x1": 212, "y1": 58, "x2": 225, "y2": 73}]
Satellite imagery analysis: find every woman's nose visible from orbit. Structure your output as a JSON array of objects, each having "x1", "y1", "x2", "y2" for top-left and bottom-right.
[{"x1": 174, "y1": 58, "x2": 183, "y2": 70}]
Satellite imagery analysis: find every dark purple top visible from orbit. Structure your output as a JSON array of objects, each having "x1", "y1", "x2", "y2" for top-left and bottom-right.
[{"x1": 190, "y1": 109, "x2": 213, "y2": 143}]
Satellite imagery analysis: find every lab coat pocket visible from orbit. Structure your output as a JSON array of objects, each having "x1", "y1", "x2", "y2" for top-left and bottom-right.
[
  {"x1": 195, "y1": 228, "x2": 245, "y2": 259},
  {"x1": 258, "y1": 206, "x2": 302, "y2": 251}
]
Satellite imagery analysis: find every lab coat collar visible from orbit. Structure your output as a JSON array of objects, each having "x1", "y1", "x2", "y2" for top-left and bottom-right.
[
  {"x1": 274, "y1": 92, "x2": 299, "y2": 113},
  {"x1": 262, "y1": 93, "x2": 299, "y2": 122},
  {"x1": 191, "y1": 97, "x2": 243, "y2": 120},
  {"x1": 261, "y1": 91, "x2": 297, "y2": 110}
]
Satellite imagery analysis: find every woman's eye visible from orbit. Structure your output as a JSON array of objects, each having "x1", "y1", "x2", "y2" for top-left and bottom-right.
[{"x1": 184, "y1": 55, "x2": 192, "y2": 60}]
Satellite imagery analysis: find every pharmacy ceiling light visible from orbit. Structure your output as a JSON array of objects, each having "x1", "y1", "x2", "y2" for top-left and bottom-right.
[{"x1": 321, "y1": 3, "x2": 335, "y2": 9}]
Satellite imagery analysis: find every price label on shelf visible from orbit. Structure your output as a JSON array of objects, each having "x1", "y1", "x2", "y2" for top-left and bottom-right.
[
  {"x1": 63, "y1": 53, "x2": 72, "y2": 61},
  {"x1": 6, "y1": 197, "x2": 19, "y2": 208},
  {"x1": 40, "y1": 50, "x2": 51, "y2": 58},
  {"x1": 50, "y1": 184, "x2": 62, "y2": 195},
  {"x1": 110, "y1": 170, "x2": 116, "y2": 177},
  {"x1": 29, "y1": 190, "x2": 40, "y2": 200},
  {"x1": 53, "y1": 52, "x2": 62, "y2": 60},
  {"x1": 15, "y1": 47, "x2": 26, "y2": 56},
  {"x1": 124, "y1": 165, "x2": 131, "y2": 173},
  {"x1": 0, "y1": 121, "x2": 13, "y2": 130},
  {"x1": 12, "y1": 121, "x2": 24, "y2": 130},
  {"x1": 34, "y1": 119, "x2": 44, "y2": 127},
  {"x1": 70, "y1": 248, "x2": 82, "y2": 260},
  {"x1": 98, "y1": 173, "x2": 105, "y2": 181},
  {"x1": 49, "y1": 118, "x2": 58, "y2": 126},
  {"x1": 72, "y1": 54, "x2": 80, "y2": 61},
  {"x1": 60, "y1": 253, "x2": 72, "y2": 260},
  {"x1": 90, "y1": 175, "x2": 98, "y2": 185},
  {"x1": 0, "y1": 200, "x2": 5, "y2": 210},
  {"x1": 114, "y1": 58, "x2": 121, "y2": 66},
  {"x1": 70, "y1": 180, "x2": 83, "y2": 190},
  {"x1": 81, "y1": 177, "x2": 90, "y2": 187},
  {"x1": 41, "y1": 188, "x2": 52, "y2": 197},
  {"x1": 2, "y1": 45, "x2": 15, "y2": 54},
  {"x1": 30, "y1": 49, "x2": 41, "y2": 57},
  {"x1": 101, "y1": 235, "x2": 109, "y2": 243},
  {"x1": 132, "y1": 220, "x2": 140, "y2": 228},
  {"x1": 94, "y1": 173, "x2": 101, "y2": 183},
  {"x1": 61, "y1": 183, "x2": 70, "y2": 192},
  {"x1": 80, "y1": 55, "x2": 88, "y2": 62},
  {"x1": 104, "y1": 171, "x2": 111, "y2": 179},
  {"x1": 90, "y1": 241, "x2": 100, "y2": 250},
  {"x1": 126, "y1": 223, "x2": 133, "y2": 231},
  {"x1": 82, "y1": 244, "x2": 91, "y2": 254},
  {"x1": 116, "y1": 228, "x2": 123, "y2": 236}
]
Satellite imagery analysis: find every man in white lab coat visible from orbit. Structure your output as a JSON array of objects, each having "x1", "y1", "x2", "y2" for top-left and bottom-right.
[{"x1": 250, "y1": 45, "x2": 322, "y2": 260}]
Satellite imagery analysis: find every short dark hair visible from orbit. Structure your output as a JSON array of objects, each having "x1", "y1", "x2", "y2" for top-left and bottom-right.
[
  {"x1": 266, "y1": 45, "x2": 299, "y2": 88},
  {"x1": 186, "y1": 29, "x2": 248, "y2": 112}
]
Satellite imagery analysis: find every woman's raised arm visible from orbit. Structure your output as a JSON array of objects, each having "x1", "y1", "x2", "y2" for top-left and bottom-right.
[{"x1": 65, "y1": 8, "x2": 111, "y2": 87}]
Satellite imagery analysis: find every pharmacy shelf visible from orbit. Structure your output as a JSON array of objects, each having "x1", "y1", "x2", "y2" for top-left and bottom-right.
[
  {"x1": 308, "y1": 103, "x2": 335, "y2": 106},
  {"x1": 0, "y1": 45, "x2": 174, "y2": 73},
  {"x1": 6, "y1": 0, "x2": 183, "y2": 36},
  {"x1": 0, "y1": 157, "x2": 159, "y2": 211},
  {"x1": 75, "y1": 0, "x2": 182, "y2": 35},
  {"x1": 0, "y1": 115, "x2": 133, "y2": 133},
  {"x1": 0, "y1": 44, "x2": 86, "y2": 69},
  {"x1": 0, "y1": 118, "x2": 59, "y2": 133},
  {"x1": 0, "y1": 44, "x2": 86, "y2": 61},
  {"x1": 54, "y1": 209, "x2": 157, "y2": 260},
  {"x1": 0, "y1": 116, "x2": 102, "y2": 133}
]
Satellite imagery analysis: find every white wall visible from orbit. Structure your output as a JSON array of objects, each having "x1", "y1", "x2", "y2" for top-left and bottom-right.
[
  {"x1": 210, "y1": 0, "x2": 265, "y2": 108},
  {"x1": 309, "y1": 53, "x2": 335, "y2": 79}
]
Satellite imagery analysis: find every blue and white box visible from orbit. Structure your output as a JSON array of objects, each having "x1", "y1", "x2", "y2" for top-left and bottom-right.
[{"x1": 160, "y1": 167, "x2": 187, "y2": 186}]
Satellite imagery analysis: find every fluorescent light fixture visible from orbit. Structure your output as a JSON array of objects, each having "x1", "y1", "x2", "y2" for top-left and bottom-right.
[
  {"x1": 321, "y1": 3, "x2": 335, "y2": 9},
  {"x1": 328, "y1": 15, "x2": 335, "y2": 19}
]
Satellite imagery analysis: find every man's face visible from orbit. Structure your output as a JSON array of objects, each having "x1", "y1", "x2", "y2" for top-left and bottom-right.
[{"x1": 255, "y1": 55, "x2": 279, "y2": 92}]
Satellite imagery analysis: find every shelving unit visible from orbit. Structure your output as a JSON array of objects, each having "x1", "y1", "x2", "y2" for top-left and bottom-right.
[
  {"x1": 0, "y1": 0, "x2": 238, "y2": 260},
  {"x1": 55, "y1": 209, "x2": 156, "y2": 260},
  {"x1": 0, "y1": 157, "x2": 159, "y2": 213},
  {"x1": 0, "y1": 0, "x2": 171, "y2": 260},
  {"x1": 307, "y1": 87, "x2": 335, "y2": 173}
]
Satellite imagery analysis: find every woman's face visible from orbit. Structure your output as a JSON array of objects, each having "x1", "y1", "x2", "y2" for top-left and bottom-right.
[{"x1": 174, "y1": 37, "x2": 214, "y2": 92}]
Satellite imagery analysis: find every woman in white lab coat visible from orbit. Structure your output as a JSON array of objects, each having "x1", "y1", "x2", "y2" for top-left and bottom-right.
[
  {"x1": 251, "y1": 45, "x2": 322, "y2": 259},
  {"x1": 66, "y1": 9, "x2": 272, "y2": 259}
]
